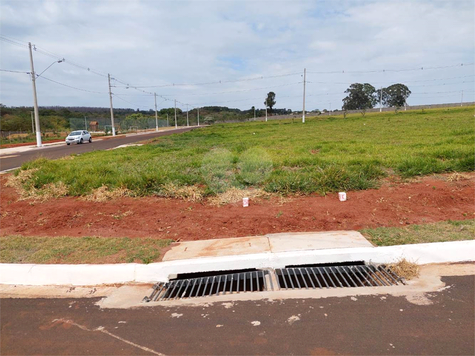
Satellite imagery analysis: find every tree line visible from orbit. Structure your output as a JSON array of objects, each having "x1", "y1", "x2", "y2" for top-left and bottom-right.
[
  {"x1": 0, "y1": 103, "x2": 293, "y2": 132},
  {"x1": 342, "y1": 83, "x2": 411, "y2": 115}
]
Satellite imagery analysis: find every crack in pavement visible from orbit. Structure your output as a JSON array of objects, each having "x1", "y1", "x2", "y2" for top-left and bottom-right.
[{"x1": 52, "y1": 318, "x2": 165, "y2": 356}]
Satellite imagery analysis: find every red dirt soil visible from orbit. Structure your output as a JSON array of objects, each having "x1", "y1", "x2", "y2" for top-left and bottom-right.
[{"x1": 1, "y1": 174, "x2": 474, "y2": 241}]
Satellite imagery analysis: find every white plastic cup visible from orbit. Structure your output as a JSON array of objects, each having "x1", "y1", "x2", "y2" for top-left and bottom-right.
[
  {"x1": 338, "y1": 192, "x2": 347, "y2": 202},
  {"x1": 243, "y1": 197, "x2": 249, "y2": 207}
]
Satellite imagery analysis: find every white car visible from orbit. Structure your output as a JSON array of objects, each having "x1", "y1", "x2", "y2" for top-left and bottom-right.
[{"x1": 65, "y1": 130, "x2": 92, "y2": 145}]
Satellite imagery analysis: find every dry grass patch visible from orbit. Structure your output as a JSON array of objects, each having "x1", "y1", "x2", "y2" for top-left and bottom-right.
[
  {"x1": 4, "y1": 169, "x2": 38, "y2": 198},
  {"x1": 446, "y1": 172, "x2": 472, "y2": 182},
  {"x1": 83, "y1": 185, "x2": 131, "y2": 202},
  {"x1": 208, "y1": 187, "x2": 270, "y2": 206},
  {"x1": 387, "y1": 258, "x2": 420, "y2": 280},
  {"x1": 5, "y1": 169, "x2": 68, "y2": 201},
  {"x1": 160, "y1": 183, "x2": 204, "y2": 202}
]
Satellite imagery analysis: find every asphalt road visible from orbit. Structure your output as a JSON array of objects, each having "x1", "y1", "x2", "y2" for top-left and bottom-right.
[
  {"x1": 1, "y1": 275, "x2": 473, "y2": 355},
  {"x1": 0, "y1": 127, "x2": 196, "y2": 172}
]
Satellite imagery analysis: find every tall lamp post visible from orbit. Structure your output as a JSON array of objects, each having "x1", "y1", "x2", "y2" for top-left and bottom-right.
[{"x1": 28, "y1": 42, "x2": 63, "y2": 147}]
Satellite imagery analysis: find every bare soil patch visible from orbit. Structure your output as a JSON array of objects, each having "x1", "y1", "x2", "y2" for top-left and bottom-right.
[{"x1": 1, "y1": 173, "x2": 474, "y2": 241}]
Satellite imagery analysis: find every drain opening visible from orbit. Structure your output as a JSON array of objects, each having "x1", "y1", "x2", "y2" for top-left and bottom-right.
[
  {"x1": 275, "y1": 264, "x2": 404, "y2": 289},
  {"x1": 285, "y1": 261, "x2": 366, "y2": 268},
  {"x1": 144, "y1": 269, "x2": 270, "y2": 302}
]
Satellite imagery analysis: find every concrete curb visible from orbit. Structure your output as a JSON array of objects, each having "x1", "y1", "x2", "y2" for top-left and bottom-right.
[{"x1": 1, "y1": 240, "x2": 474, "y2": 286}]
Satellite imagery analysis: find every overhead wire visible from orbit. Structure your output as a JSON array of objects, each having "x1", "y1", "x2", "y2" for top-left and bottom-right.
[
  {"x1": 0, "y1": 68, "x2": 29, "y2": 74},
  {"x1": 2, "y1": 35, "x2": 474, "y2": 109},
  {"x1": 40, "y1": 76, "x2": 107, "y2": 94},
  {"x1": 307, "y1": 63, "x2": 474, "y2": 74}
]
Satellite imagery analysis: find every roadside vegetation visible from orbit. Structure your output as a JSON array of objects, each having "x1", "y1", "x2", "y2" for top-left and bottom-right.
[
  {"x1": 0, "y1": 236, "x2": 172, "y2": 264},
  {"x1": 14, "y1": 106, "x2": 475, "y2": 199},
  {"x1": 361, "y1": 219, "x2": 475, "y2": 246},
  {"x1": 1, "y1": 219, "x2": 472, "y2": 264}
]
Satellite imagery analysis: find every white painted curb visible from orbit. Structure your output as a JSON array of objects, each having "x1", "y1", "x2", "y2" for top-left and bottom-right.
[{"x1": 1, "y1": 240, "x2": 474, "y2": 286}]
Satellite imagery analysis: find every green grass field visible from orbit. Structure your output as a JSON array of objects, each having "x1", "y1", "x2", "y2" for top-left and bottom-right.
[
  {"x1": 17, "y1": 106, "x2": 475, "y2": 197},
  {"x1": 361, "y1": 219, "x2": 475, "y2": 246},
  {"x1": 0, "y1": 236, "x2": 172, "y2": 264}
]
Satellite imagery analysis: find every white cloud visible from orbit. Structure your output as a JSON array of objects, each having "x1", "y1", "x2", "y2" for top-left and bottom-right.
[{"x1": 0, "y1": 0, "x2": 473, "y2": 111}]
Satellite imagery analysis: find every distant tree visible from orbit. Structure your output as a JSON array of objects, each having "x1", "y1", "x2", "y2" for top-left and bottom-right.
[
  {"x1": 377, "y1": 84, "x2": 411, "y2": 112},
  {"x1": 342, "y1": 83, "x2": 377, "y2": 116},
  {"x1": 159, "y1": 108, "x2": 182, "y2": 116},
  {"x1": 250, "y1": 106, "x2": 256, "y2": 119},
  {"x1": 264, "y1": 92, "x2": 276, "y2": 114}
]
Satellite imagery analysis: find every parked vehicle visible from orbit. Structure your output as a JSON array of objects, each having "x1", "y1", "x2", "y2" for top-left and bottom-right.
[{"x1": 65, "y1": 130, "x2": 92, "y2": 145}]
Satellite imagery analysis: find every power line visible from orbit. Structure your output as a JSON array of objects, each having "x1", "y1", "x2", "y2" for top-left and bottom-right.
[
  {"x1": 118, "y1": 72, "x2": 302, "y2": 89},
  {"x1": 157, "y1": 82, "x2": 302, "y2": 98},
  {"x1": 307, "y1": 75, "x2": 475, "y2": 86},
  {"x1": 307, "y1": 63, "x2": 474, "y2": 74},
  {"x1": 0, "y1": 68, "x2": 29, "y2": 74},
  {"x1": 113, "y1": 94, "x2": 147, "y2": 108},
  {"x1": 34, "y1": 47, "x2": 109, "y2": 78},
  {"x1": 41, "y1": 76, "x2": 107, "y2": 94},
  {"x1": 0, "y1": 35, "x2": 28, "y2": 49},
  {"x1": 410, "y1": 89, "x2": 475, "y2": 95}
]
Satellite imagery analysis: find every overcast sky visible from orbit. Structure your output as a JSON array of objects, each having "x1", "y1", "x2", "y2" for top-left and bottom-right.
[{"x1": 1, "y1": 0, "x2": 474, "y2": 111}]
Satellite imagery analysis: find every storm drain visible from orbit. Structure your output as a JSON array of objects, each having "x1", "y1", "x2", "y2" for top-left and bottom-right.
[
  {"x1": 143, "y1": 269, "x2": 271, "y2": 302},
  {"x1": 275, "y1": 263, "x2": 404, "y2": 289}
]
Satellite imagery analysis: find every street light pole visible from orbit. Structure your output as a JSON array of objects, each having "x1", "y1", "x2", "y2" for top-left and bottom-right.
[
  {"x1": 174, "y1": 100, "x2": 178, "y2": 128},
  {"x1": 186, "y1": 104, "x2": 189, "y2": 127},
  {"x1": 28, "y1": 42, "x2": 42, "y2": 147},
  {"x1": 197, "y1": 107, "x2": 200, "y2": 126},
  {"x1": 302, "y1": 68, "x2": 306, "y2": 123},
  {"x1": 30, "y1": 111, "x2": 35, "y2": 134},
  {"x1": 265, "y1": 106, "x2": 267, "y2": 122},
  {"x1": 380, "y1": 86, "x2": 383, "y2": 112},
  {"x1": 154, "y1": 93, "x2": 159, "y2": 132},
  {"x1": 107, "y1": 74, "x2": 116, "y2": 136}
]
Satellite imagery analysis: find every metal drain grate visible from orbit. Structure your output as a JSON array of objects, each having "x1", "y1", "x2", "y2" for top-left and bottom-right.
[
  {"x1": 275, "y1": 264, "x2": 404, "y2": 289},
  {"x1": 144, "y1": 270, "x2": 271, "y2": 302}
]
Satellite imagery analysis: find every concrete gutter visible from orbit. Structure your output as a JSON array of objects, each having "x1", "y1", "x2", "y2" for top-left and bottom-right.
[{"x1": 1, "y1": 240, "x2": 474, "y2": 286}]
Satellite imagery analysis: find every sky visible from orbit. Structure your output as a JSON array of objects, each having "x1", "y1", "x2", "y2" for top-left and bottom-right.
[{"x1": 0, "y1": 0, "x2": 474, "y2": 112}]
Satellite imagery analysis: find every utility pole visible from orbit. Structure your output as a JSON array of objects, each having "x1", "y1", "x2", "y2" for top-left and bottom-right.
[
  {"x1": 379, "y1": 86, "x2": 383, "y2": 112},
  {"x1": 404, "y1": 101, "x2": 407, "y2": 111},
  {"x1": 28, "y1": 42, "x2": 42, "y2": 147},
  {"x1": 254, "y1": 106, "x2": 256, "y2": 120},
  {"x1": 186, "y1": 104, "x2": 189, "y2": 126},
  {"x1": 84, "y1": 116, "x2": 87, "y2": 130},
  {"x1": 30, "y1": 111, "x2": 35, "y2": 134},
  {"x1": 197, "y1": 107, "x2": 200, "y2": 126},
  {"x1": 154, "y1": 93, "x2": 159, "y2": 132},
  {"x1": 302, "y1": 68, "x2": 306, "y2": 123},
  {"x1": 174, "y1": 100, "x2": 178, "y2": 128},
  {"x1": 461, "y1": 90, "x2": 464, "y2": 107},
  {"x1": 107, "y1": 74, "x2": 116, "y2": 136},
  {"x1": 265, "y1": 106, "x2": 268, "y2": 122},
  {"x1": 166, "y1": 113, "x2": 169, "y2": 127}
]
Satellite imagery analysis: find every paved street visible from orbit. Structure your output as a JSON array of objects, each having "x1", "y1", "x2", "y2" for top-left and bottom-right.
[
  {"x1": 0, "y1": 127, "x2": 196, "y2": 172},
  {"x1": 1, "y1": 275, "x2": 473, "y2": 355}
]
